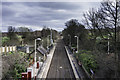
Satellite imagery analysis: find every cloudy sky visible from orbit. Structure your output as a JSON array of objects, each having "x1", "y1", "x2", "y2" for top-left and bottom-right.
[{"x1": 2, "y1": 1, "x2": 101, "y2": 32}]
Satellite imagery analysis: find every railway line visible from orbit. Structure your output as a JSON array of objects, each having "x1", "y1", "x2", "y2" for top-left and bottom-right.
[{"x1": 46, "y1": 39, "x2": 75, "y2": 79}]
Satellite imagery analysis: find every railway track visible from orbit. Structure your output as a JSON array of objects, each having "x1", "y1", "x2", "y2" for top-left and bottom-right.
[{"x1": 46, "y1": 39, "x2": 75, "y2": 79}]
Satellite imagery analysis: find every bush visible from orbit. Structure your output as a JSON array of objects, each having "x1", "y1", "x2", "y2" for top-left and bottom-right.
[
  {"x1": 8, "y1": 51, "x2": 14, "y2": 55},
  {"x1": 13, "y1": 61, "x2": 26, "y2": 78},
  {"x1": 2, "y1": 51, "x2": 28, "y2": 79},
  {"x1": 2, "y1": 37, "x2": 10, "y2": 46},
  {"x1": 78, "y1": 50, "x2": 91, "y2": 54},
  {"x1": 74, "y1": 50, "x2": 98, "y2": 74},
  {"x1": 42, "y1": 37, "x2": 48, "y2": 49}
]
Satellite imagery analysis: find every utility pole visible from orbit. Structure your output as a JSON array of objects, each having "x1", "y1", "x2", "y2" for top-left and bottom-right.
[
  {"x1": 47, "y1": 35, "x2": 50, "y2": 49},
  {"x1": 34, "y1": 38, "x2": 41, "y2": 78},
  {"x1": 50, "y1": 29, "x2": 53, "y2": 45},
  {"x1": 115, "y1": 0, "x2": 119, "y2": 78},
  {"x1": 108, "y1": 34, "x2": 110, "y2": 54}
]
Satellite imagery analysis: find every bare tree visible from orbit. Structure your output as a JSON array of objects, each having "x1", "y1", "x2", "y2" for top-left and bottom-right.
[
  {"x1": 99, "y1": 0, "x2": 120, "y2": 77},
  {"x1": 83, "y1": 8, "x2": 105, "y2": 40},
  {"x1": 83, "y1": 0, "x2": 120, "y2": 77},
  {"x1": 7, "y1": 26, "x2": 16, "y2": 40}
]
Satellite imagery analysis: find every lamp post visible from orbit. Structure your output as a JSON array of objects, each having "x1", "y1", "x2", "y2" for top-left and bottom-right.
[
  {"x1": 108, "y1": 34, "x2": 110, "y2": 54},
  {"x1": 41, "y1": 40, "x2": 43, "y2": 46},
  {"x1": 75, "y1": 36, "x2": 78, "y2": 53},
  {"x1": 47, "y1": 35, "x2": 50, "y2": 49},
  {"x1": 50, "y1": 29, "x2": 53, "y2": 45},
  {"x1": 68, "y1": 34, "x2": 71, "y2": 47},
  {"x1": 35, "y1": 38, "x2": 41, "y2": 78}
]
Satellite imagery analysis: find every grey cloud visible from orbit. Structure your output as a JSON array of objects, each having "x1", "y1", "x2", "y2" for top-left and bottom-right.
[
  {"x1": 23, "y1": 2, "x2": 82, "y2": 10},
  {"x1": 2, "y1": 4, "x2": 15, "y2": 16},
  {"x1": 2, "y1": 2, "x2": 100, "y2": 32}
]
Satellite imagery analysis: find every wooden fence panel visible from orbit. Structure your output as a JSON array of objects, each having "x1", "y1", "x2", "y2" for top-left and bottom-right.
[{"x1": 0, "y1": 46, "x2": 16, "y2": 53}]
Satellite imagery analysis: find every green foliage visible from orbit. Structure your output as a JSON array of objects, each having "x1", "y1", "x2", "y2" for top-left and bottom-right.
[
  {"x1": 7, "y1": 26, "x2": 16, "y2": 40},
  {"x1": 71, "y1": 44, "x2": 76, "y2": 48},
  {"x1": 74, "y1": 50, "x2": 98, "y2": 74},
  {"x1": 19, "y1": 51, "x2": 25, "y2": 56},
  {"x1": 41, "y1": 27, "x2": 50, "y2": 38},
  {"x1": 2, "y1": 51, "x2": 28, "y2": 79},
  {"x1": 96, "y1": 36, "x2": 102, "y2": 42},
  {"x1": 17, "y1": 35, "x2": 22, "y2": 42},
  {"x1": 2, "y1": 35, "x2": 22, "y2": 46},
  {"x1": 42, "y1": 37, "x2": 48, "y2": 49},
  {"x1": 52, "y1": 30, "x2": 58, "y2": 41},
  {"x1": 8, "y1": 51, "x2": 14, "y2": 55},
  {"x1": 78, "y1": 50, "x2": 91, "y2": 54},
  {"x1": 23, "y1": 32, "x2": 35, "y2": 45},
  {"x1": 63, "y1": 19, "x2": 87, "y2": 45},
  {"x1": 12, "y1": 61, "x2": 26, "y2": 78},
  {"x1": 2, "y1": 37, "x2": 10, "y2": 46},
  {"x1": 63, "y1": 19, "x2": 91, "y2": 50}
]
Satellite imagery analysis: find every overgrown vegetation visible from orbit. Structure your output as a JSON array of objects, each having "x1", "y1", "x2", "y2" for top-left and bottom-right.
[
  {"x1": 2, "y1": 26, "x2": 58, "y2": 47},
  {"x1": 62, "y1": 0, "x2": 120, "y2": 78},
  {"x1": 2, "y1": 26, "x2": 58, "y2": 79},
  {"x1": 74, "y1": 50, "x2": 98, "y2": 75},
  {"x1": 2, "y1": 51, "x2": 28, "y2": 80},
  {"x1": 2, "y1": 37, "x2": 10, "y2": 46}
]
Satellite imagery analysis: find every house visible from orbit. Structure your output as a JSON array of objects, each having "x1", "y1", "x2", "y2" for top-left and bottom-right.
[{"x1": 28, "y1": 45, "x2": 48, "y2": 62}]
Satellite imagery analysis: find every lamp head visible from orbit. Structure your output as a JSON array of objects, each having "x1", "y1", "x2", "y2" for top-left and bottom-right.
[
  {"x1": 75, "y1": 36, "x2": 77, "y2": 38},
  {"x1": 37, "y1": 38, "x2": 41, "y2": 40}
]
